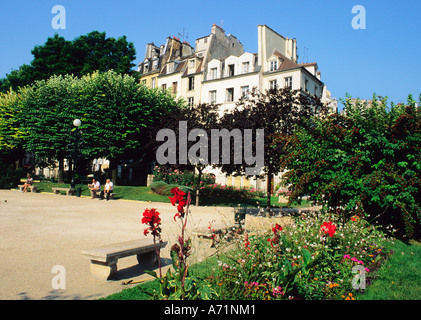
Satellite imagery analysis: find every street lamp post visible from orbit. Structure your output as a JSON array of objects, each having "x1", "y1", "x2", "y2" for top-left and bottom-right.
[{"x1": 70, "y1": 119, "x2": 82, "y2": 191}]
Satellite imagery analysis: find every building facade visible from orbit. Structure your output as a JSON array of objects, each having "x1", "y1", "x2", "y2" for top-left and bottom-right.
[{"x1": 139, "y1": 24, "x2": 338, "y2": 190}]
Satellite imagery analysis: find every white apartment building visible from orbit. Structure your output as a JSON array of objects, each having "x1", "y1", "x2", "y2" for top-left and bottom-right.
[
  {"x1": 200, "y1": 25, "x2": 337, "y2": 113},
  {"x1": 139, "y1": 24, "x2": 338, "y2": 190}
]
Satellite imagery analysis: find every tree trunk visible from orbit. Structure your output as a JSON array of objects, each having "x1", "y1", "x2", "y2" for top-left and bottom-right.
[
  {"x1": 57, "y1": 156, "x2": 65, "y2": 183},
  {"x1": 195, "y1": 167, "x2": 203, "y2": 207},
  {"x1": 266, "y1": 169, "x2": 272, "y2": 217},
  {"x1": 109, "y1": 159, "x2": 118, "y2": 185}
]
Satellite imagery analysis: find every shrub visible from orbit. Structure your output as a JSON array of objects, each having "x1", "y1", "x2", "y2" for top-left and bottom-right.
[
  {"x1": 149, "y1": 180, "x2": 193, "y2": 196},
  {"x1": 152, "y1": 165, "x2": 215, "y2": 189},
  {"x1": 280, "y1": 94, "x2": 421, "y2": 239},
  {"x1": 200, "y1": 183, "x2": 266, "y2": 199}
]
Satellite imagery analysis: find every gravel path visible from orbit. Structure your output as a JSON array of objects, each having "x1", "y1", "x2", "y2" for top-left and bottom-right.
[{"x1": 0, "y1": 190, "x2": 234, "y2": 300}]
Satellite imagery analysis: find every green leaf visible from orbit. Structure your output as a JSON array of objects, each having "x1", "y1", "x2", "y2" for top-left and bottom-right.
[{"x1": 144, "y1": 270, "x2": 158, "y2": 279}]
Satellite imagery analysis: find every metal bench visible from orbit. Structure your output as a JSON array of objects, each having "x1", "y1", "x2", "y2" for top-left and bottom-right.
[
  {"x1": 52, "y1": 187, "x2": 76, "y2": 195},
  {"x1": 81, "y1": 238, "x2": 168, "y2": 280}
]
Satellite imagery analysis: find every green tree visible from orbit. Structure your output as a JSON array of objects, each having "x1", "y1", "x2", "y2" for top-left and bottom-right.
[
  {"x1": 218, "y1": 87, "x2": 327, "y2": 215},
  {"x1": 77, "y1": 71, "x2": 182, "y2": 183},
  {"x1": 17, "y1": 71, "x2": 182, "y2": 184},
  {"x1": 150, "y1": 102, "x2": 220, "y2": 206},
  {"x1": 0, "y1": 31, "x2": 137, "y2": 92},
  {"x1": 280, "y1": 94, "x2": 421, "y2": 238},
  {"x1": 0, "y1": 89, "x2": 26, "y2": 161}
]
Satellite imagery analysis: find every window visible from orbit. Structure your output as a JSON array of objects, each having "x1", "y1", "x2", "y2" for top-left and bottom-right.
[
  {"x1": 143, "y1": 64, "x2": 149, "y2": 74},
  {"x1": 284, "y1": 76, "x2": 292, "y2": 88},
  {"x1": 172, "y1": 81, "x2": 178, "y2": 94},
  {"x1": 228, "y1": 64, "x2": 235, "y2": 77},
  {"x1": 188, "y1": 97, "x2": 194, "y2": 107},
  {"x1": 226, "y1": 88, "x2": 234, "y2": 102},
  {"x1": 189, "y1": 59, "x2": 195, "y2": 69},
  {"x1": 305, "y1": 79, "x2": 309, "y2": 92},
  {"x1": 151, "y1": 77, "x2": 156, "y2": 89},
  {"x1": 209, "y1": 90, "x2": 217, "y2": 104},
  {"x1": 152, "y1": 60, "x2": 158, "y2": 70},
  {"x1": 167, "y1": 63, "x2": 174, "y2": 74},
  {"x1": 188, "y1": 76, "x2": 194, "y2": 91},
  {"x1": 242, "y1": 61, "x2": 249, "y2": 74},
  {"x1": 241, "y1": 86, "x2": 249, "y2": 99},
  {"x1": 269, "y1": 80, "x2": 277, "y2": 90},
  {"x1": 270, "y1": 60, "x2": 278, "y2": 71},
  {"x1": 314, "y1": 86, "x2": 318, "y2": 96},
  {"x1": 161, "y1": 84, "x2": 167, "y2": 91},
  {"x1": 210, "y1": 68, "x2": 217, "y2": 80}
]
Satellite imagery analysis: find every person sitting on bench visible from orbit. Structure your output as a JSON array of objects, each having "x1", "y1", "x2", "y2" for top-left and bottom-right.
[
  {"x1": 89, "y1": 179, "x2": 100, "y2": 198},
  {"x1": 100, "y1": 179, "x2": 113, "y2": 200},
  {"x1": 22, "y1": 174, "x2": 33, "y2": 192}
]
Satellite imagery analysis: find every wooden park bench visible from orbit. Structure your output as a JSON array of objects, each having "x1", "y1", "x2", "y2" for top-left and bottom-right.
[
  {"x1": 52, "y1": 187, "x2": 76, "y2": 196},
  {"x1": 81, "y1": 238, "x2": 168, "y2": 280},
  {"x1": 18, "y1": 185, "x2": 38, "y2": 193}
]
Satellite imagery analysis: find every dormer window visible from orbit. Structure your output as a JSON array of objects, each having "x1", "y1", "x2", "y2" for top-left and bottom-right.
[
  {"x1": 242, "y1": 61, "x2": 249, "y2": 74},
  {"x1": 209, "y1": 67, "x2": 217, "y2": 80},
  {"x1": 143, "y1": 63, "x2": 149, "y2": 74},
  {"x1": 270, "y1": 60, "x2": 278, "y2": 71},
  {"x1": 228, "y1": 64, "x2": 235, "y2": 77},
  {"x1": 152, "y1": 60, "x2": 158, "y2": 70},
  {"x1": 189, "y1": 59, "x2": 195, "y2": 69},
  {"x1": 167, "y1": 63, "x2": 175, "y2": 74}
]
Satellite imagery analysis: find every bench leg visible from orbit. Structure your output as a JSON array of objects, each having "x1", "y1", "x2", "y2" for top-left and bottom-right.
[
  {"x1": 136, "y1": 251, "x2": 158, "y2": 268},
  {"x1": 89, "y1": 260, "x2": 117, "y2": 280}
]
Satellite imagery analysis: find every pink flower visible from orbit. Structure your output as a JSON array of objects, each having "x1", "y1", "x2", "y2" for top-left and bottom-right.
[{"x1": 344, "y1": 254, "x2": 351, "y2": 259}]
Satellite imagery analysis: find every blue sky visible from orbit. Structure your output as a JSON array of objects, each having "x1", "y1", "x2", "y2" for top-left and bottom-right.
[{"x1": 1, "y1": 0, "x2": 420, "y2": 108}]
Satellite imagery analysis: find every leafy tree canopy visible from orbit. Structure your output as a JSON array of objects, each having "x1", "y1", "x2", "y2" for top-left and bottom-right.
[
  {"x1": 1, "y1": 70, "x2": 182, "y2": 183},
  {"x1": 0, "y1": 31, "x2": 137, "y2": 93},
  {"x1": 280, "y1": 94, "x2": 421, "y2": 239}
]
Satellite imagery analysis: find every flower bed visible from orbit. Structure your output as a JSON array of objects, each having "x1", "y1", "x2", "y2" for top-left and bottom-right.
[
  {"x1": 209, "y1": 211, "x2": 393, "y2": 300},
  {"x1": 152, "y1": 166, "x2": 215, "y2": 189},
  {"x1": 200, "y1": 183, "x2": 266, "y2": 199}
]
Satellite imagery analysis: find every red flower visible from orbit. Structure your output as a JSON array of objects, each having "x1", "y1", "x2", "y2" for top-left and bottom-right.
[
  {"x1": 169, "y1": 187, "x2": 189, "y2": 220},
  {"x1": 142, "y1": 208, "x2": 161, "y2": 237},
  {"x1": 320, "y1": 221, "x2": 336, "y2": 237},
  {"x1": 173, "y1": 212, "x2": 181, "y2": 222},
  {"x1": 169, "y1": 187, "x2": 186, "y2": 205},
  {"x1": 272, "y1": 223, "x2": 283, "y2": 233}
]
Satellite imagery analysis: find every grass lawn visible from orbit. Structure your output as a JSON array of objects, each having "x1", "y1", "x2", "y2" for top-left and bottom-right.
[
  {"x1": 357, "y1": 240, "x2": 421, "y2": 300},
  {"x1": 101, "y1": 256, "x2": 220, "y2": 300}
]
